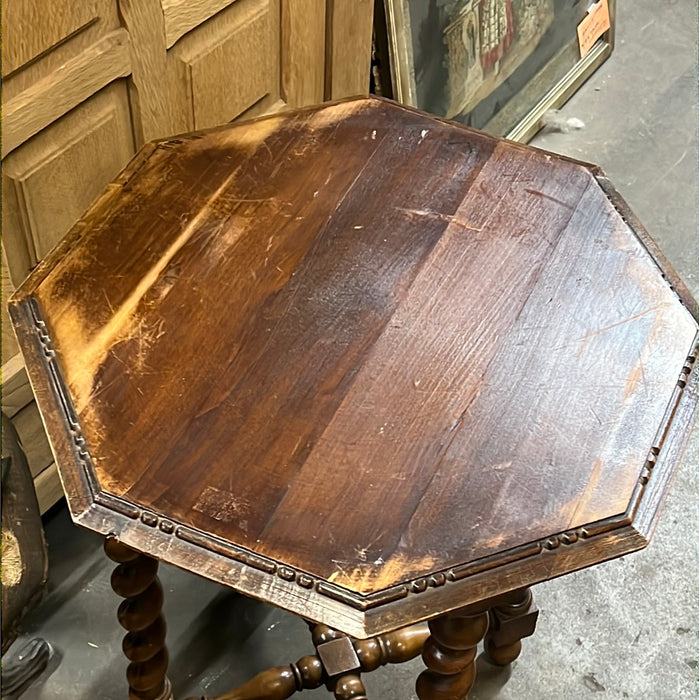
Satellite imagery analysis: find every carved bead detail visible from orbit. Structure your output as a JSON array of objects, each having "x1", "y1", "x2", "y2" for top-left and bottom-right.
[
  {"x1": 159, "y1": 520, "x2": 175, "y2": 534},
  {"x1": 141, "y1": 512, "x2": 158, "y2": 527},
  {"x1": 278, "y1": 567, "x2": 296, "y2": 581},
  {"x1": 681, "y1": 355, "x2": 696, "y2": 386},
  {"x1": 429, "y1": 573, "x2": 447, "y2": 587},
  {"x1": 412, "y1": 579, "x2": 428, "y2": 593}
]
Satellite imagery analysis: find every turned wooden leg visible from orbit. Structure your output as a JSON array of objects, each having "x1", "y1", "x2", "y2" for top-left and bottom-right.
[
  {"x1": 196, "y1": 655, "x2": 323, "y2": 700},
  {"x1": 354, "y1": 622, "x2": 430, "y2": 671},
  {"x1": 484, "y1": 588, "x2": 538, "y2": 667},
  {"x1": 331, "y1": 673, "x2": 367, "y2": 700},
  {"x1": 105, "y1": 538, "x2": 173, "y2": 700},
  {"x1": 416, "y1": 604, "x2": 489, "y2": 700},
  {"x1": 333, "y1": 623, "x2": 429, "y2": 700},
  {"x1": 316, "y1": 622, "x2": 428, "y2": 699}
]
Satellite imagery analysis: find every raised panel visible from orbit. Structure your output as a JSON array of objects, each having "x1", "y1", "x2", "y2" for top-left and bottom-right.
[
  {"x1": 2, "y1": 82, "x2": 135, "y2": 284},
  {"x1": 174, "y1": 0, "x2": 279, "y2": 129},
  {"x1": 2, "y1": 0, "x2": 123, "y2": 103},
  {"x1": 2, "y1": 30, "x2": 132, "y2": 158},
  {"x1": 1, "y1": 0, "x2": 98, "y2": 77},
  {"x1": 161, "y1": 0, "x2": 237, "y2": 48}
]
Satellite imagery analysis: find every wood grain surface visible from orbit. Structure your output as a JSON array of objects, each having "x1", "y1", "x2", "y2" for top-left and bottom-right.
[
  {"x1": 12, "y1": 98, "x2": 698, "y2": 603},
  {"x1": 1, "y1": 0, "x2": 97, "y2": 77},
  {"x1": 1, "y1": 29, "x2": 132, "y2": 158}
]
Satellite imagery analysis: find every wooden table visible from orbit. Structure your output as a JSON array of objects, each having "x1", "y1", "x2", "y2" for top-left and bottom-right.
[{"x1": 10, "y1": 97, "x2": 698, "y2": 700}]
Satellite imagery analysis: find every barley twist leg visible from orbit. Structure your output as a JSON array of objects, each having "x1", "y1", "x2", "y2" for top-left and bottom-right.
[
  {"x1": 416, "y1": 604, "x2": 489, "y2": 700},
  {"x1": 105, "y1": 538, "x2": 173, "y2": 700}
]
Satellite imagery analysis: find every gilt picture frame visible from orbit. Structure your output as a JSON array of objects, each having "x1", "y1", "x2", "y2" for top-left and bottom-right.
[{"x1": 384, "y1": 0, "x2": 616, "y2": 142}]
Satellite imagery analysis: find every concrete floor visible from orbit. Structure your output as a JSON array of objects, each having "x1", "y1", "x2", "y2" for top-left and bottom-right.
[{"x1": 6, "y1": 1, "x2": 698, "y2": 698}]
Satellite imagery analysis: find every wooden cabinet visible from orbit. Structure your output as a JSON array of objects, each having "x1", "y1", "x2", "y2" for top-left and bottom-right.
[{"x1": 1, "y1": 0, "x2": 374, "y2": 512}]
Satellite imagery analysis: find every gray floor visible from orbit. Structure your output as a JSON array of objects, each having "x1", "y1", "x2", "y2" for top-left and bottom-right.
[{"x1": 7, "y1": 2, "x2": 698, "y2": 698}]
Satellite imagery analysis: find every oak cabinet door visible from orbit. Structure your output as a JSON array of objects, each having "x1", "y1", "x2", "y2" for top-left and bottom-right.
[
  {"x1": 172, "y1": 0, "x2": 284, "y2": 128},
  {"x1": 121, "y1": 0, "x2": 328, "y2": 141},
  {"x1": 3, "y1": 83, "x2": 135, "y2": 284}
]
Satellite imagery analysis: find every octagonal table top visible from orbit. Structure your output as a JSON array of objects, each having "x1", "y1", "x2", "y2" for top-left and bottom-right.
[{"x1": 10, "y1": 97, "x2": 698, "y2": 637}]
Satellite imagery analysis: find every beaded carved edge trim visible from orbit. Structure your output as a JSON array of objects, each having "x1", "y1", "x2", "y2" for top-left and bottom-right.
[{"x1": 26, "y1": 297, "x2": 698, "y2": 613}]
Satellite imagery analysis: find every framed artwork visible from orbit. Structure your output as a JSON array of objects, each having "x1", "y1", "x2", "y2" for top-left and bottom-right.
[{"x1": 383, "y1": 0, "x2": 616, "y2": 142}]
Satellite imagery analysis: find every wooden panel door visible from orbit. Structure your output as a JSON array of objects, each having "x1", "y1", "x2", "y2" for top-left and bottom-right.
[
  {"x1": 3, "y1": 83, "x2": 135, "y2": 283},
  {"x1": 172, "y1": 0, "x2": 287, "y2": 127},
  {"x1": 120, "y1": 0, "x2": 329, "y2": 141}
]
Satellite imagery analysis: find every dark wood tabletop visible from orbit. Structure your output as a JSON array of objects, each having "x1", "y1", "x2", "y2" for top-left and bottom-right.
[{"x1": 10, "y1": 97, "x2": 698, "y2": 637}]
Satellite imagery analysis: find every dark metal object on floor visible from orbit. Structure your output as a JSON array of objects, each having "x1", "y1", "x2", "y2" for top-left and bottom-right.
[{"x1": 1, "y1": 638, "x2": 52, "y2": 697}]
